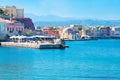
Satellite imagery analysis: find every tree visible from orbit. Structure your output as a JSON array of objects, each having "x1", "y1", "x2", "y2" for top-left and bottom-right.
[
  {"x1": 77, "y1": 25, "x2": 82, "y2": 31},
  {"x1": 49, "y1": 26, "x2": 56, "y2": 30},
  {"x1": 0, "y1": 9, "x2": 4, "y2": 17},
  {"x1": 24, "y1": 29, "x2": 32, "y2": 35},
  {"x1": 3, "y1": 9, "x2": 9, "y2": 16}
]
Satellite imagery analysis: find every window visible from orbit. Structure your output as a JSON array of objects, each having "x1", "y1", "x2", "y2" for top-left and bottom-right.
[
  {"x1": 7, "y1": 27, "x2": 9, "y2": 31},
  {"x1": 10, "y1": 28, "x2": 14, "y2": 33},
  {"x1": 0, "y1": 25, "x2": 1, "y2": 31}
]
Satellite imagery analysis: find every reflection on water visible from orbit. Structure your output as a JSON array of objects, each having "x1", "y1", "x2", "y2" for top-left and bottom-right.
[{"x1": 0, "y1": 40, "x2": 120, "y2": 80}]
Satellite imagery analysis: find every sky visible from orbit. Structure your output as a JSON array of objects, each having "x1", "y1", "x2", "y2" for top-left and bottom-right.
[{"x1": 0, "y1": 0, "x2": 120, "y2": 20}]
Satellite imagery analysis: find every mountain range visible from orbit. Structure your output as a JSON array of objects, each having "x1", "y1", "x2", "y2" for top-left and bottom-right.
[
  {"x1": 25, "y1": 13, "x2": 120, "y2": 27},
  {"x1": 25, "y1": 13, "x2": 73, "y2": 22}
]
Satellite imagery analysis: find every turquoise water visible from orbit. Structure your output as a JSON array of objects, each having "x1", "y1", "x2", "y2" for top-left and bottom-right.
[{"x1": 0, "y1": 40, "x2": 120, "y2": 80}]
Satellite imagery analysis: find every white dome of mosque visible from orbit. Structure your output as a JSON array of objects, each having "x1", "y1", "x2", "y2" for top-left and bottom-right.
[{"x1": 63, "y1": 27, "x2": 74, "y2": 33}]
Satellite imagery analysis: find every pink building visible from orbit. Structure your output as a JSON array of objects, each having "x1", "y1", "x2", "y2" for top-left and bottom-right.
[
  {"x1": 42, "y1": 27, "x2": 60, "y2": 38},
  {"x1": 7, "y1": 22, "x2": 24, "y2": 35}
]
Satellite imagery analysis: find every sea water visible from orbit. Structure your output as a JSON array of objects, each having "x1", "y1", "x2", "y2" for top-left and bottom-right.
[{"x1": 0, "y1": 39, "x2": 120, "y2": 80}]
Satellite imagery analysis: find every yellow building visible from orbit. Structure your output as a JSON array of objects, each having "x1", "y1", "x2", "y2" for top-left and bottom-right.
[{"x1": 1, "y1": 6, "x2": 24, "y2": 18}]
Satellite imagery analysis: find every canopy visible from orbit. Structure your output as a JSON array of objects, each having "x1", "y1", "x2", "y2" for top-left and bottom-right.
[
  {"x1": 33, "y1": 35, "x2": 55, "y2": 38},
  {"x1": 10, "y1": 35, "x2": 27, "y2": 39}
]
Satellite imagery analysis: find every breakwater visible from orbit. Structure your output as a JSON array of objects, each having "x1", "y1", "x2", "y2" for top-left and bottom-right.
[
  {"x1": 1, "y1": 42, "x2": 39, "y2": 49},
  {"x1": 0, "y1": 42, "x2": 67, "y2": 49}
]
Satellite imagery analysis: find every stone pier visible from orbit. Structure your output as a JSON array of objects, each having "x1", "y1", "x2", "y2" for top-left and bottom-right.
[
  {"x1": 0, "y1": 42, "x2": 67, "y2": 49},
  {"x1": 1, "y1": 42, "x2": 39, "y2": 49}
]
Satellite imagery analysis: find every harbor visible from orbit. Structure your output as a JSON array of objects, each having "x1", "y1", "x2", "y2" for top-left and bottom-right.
[
  {"x1": 0, "y1": 40, "x2": 120, "y2": 80},
  {"x1": 1, "y1": 1, "x2": 120, "y2": 80}
]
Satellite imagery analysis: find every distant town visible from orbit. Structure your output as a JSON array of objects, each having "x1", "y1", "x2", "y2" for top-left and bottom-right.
[{"x1": 0, "y1": 6, "x2": 120, "y2": 42}]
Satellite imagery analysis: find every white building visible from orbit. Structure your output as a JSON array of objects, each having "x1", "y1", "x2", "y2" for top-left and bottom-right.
[
  {"x1": 0, "y1": 22, "x2": 6, "y2": 34},
  {"x1": 0, "y1": 22, "x2": 7, "y2": 40},
  {"x1": 111, "y1": 27, "x2": 120, "y2": 37}
]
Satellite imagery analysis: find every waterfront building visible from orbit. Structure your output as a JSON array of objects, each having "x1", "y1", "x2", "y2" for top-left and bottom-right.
[
  {"x1": 0, "y1": 22, "x2": 7, "y2": 40},
  {"x1": 0, "y1": 5, "x2": 24, "y2": 19},
  {"x1": 7, "y1": 22, "x2": 24, "y2": 35},
  {"x1": 83, "y1": 27, "x2": 93, "y2": 36},
  {"x1": 0, "y1": 22, "x2": 7, "y2": 34},
  {"x1": 0, "y1": 18, "x2": 24, "y2": 35},
  {"x1": 58, "y1": 27, "x2": 65, "y2": 39},
  {"x1": 42, "y1": 27, "x2": 60, "y2": 38},
  {"x1": 80, "y1": 27, "x2": 97, "y2": 39},
  {"x1": 61, "y1": 26, "x2": 81, "y2": 40},
  {"x1": 85, "y1": 29, "x2": 91, "y2": 36},
  {"x1": 111, "y1": 26, "x2": 120, "y2": 37},
  {"x1": 99, "y1": 26, "x2": 111, "y2": 37},
  {"x1": 80, "y1": 29, "x2": 86, "y2": 35},
  {"x1": 90, "y1": 27, "x2": 97, "y2": 37}
]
